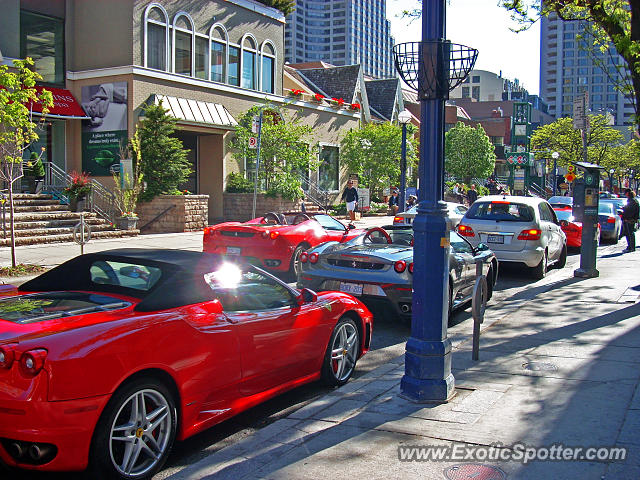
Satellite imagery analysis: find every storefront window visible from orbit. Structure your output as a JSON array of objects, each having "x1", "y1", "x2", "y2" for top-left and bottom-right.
[
  {"x1": 319, "y1": 146, "x2": 339, "y2": 191},
  {"x1": 20, "y1": 11, "x2": 64, "y2": 85},
  {"x1": 144, "y1": 4, "x2": 168, "y2": 70},
  {"x1": 229, "y1": 46, "x2": 240, "y2": 86},
  {"x1": 211, "y1": 41, "x2": 226, "y2": 83},
  {"x1": 195, "y1": 37, "x2": 208, "y2": 79}
]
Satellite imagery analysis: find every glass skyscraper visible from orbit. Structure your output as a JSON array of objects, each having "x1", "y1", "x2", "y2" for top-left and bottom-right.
[
  {"x1": 284, "y1": 0, "x2": 395, "y2": 79},
  {"x1": 540, "y1": 12, "x2": 635, "y2": 129}
]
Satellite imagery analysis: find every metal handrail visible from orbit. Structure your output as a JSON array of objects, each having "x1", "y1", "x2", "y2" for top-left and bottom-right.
[
  {"x1": 294, "y1": 171, "x2": 330, "y2": 211},
  {"x1": 43, "y1": 162, "x2": 117, "y2": 223}
]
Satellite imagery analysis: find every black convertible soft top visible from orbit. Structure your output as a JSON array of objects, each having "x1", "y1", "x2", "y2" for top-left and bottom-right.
[{"x1": 19, "y1": 249, "x2": 237, "y2": 312}]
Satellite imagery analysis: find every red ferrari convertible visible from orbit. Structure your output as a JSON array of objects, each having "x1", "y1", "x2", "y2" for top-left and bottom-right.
[
  {"x1": 0, "y1": 249, "x2": 372, "y2": 479},
  {"x1": 203, "y1": 212, "x2": 363, "y2": 279},
  {"x1": 553, "y1": 207, "x2": 601, "y2": 248}
]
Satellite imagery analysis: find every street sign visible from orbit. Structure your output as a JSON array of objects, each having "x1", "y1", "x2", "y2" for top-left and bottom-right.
[
  {"x1": 567, "y1": 164, "x2": 575, "y2": 173},
  {"x1": 251, "y1": 116, "x2": 260, "y2": 134},
  {"x1": 248, "y1": 137, "x2": 258, "y2": 149},
  {"x1": 565, "y1": 173, "x2": 576, "y2": 182},
  {"x1": 573, "y1": 91, "x2": 589, "y2": 130}
]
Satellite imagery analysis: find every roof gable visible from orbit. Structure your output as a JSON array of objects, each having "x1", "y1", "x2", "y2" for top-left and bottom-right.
[{"x1": 365, "y1": 78, "x2": 400, "y2": 122}]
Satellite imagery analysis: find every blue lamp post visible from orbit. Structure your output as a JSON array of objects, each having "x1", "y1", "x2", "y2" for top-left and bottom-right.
[
  {"x1": 552, "y1": 151, "x2": 559, "y2": 196},
  {"x1": 392, "y1": 0, "x2": 476, "y2": 403}
]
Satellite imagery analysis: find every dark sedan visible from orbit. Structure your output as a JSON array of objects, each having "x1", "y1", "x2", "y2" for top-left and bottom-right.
[{"x1": 297, "y1": 226, "x2": 498, "y2": 322}]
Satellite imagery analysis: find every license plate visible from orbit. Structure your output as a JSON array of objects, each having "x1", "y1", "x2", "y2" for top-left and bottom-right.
[
  {"x1": 339, "y1": 282, "x2": 363, "y2": 295},
  {"x1": 226, "y1": 247, "x2": 241, "y2": 255},
  {"x1": 487, "y1": 234, "x2": 504, "y2": 244}
]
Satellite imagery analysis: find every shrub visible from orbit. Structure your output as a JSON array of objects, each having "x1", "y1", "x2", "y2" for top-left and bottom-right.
[{"x1": 226, "y1": 172, "x2": 254, "y2": 193}]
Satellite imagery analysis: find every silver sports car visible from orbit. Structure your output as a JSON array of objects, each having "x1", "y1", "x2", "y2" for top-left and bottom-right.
[{"x1": 297, "y1": 225, "x2": 498, "y2": 322}]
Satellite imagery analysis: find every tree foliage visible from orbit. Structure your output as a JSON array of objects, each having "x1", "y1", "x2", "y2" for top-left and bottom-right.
[
  {"x1": 0, "y1": 57, "x2": 53, "y2": 267},
  {"x1": 255, "y1": 0, "x2": 296, "y2": 16},
  {"x1": 444, "y1": 122, "x2": 496, "y2": 183},
  {"x1": 137, "y1": 102, "x2": 192, "y2": 201},
  {"x1": 340, "y1": 122, "x2": 418, "y2": 198},
  {"x1": 531, "y1": 114, "x2": 624, "y2": 166},
  {"x1": 232, "y1": 105, "x2": 318, "y2": 200}
]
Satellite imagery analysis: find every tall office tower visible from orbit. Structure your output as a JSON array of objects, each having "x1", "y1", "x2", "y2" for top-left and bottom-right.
[
  {"x1": 284, "y1": 0, "x2": 396, "y2": 79},
  {"x1": 540, "y1": 12, "x2": 635, "y2": 131}
]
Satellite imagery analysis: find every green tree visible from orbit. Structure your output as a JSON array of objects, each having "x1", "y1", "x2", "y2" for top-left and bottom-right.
[
  {"x1": 445, "y1": 122, "x2": 496, "y2": 184},
  {"x1": 255, "y1": 0, "x2": 296, "y2": 15},
  {"x1": 0, "y1": 58, "x2": 53, "y2": 267},
  {"x1": 403, "y1": 1, "x2": 639, "y2": 132},
  {"x1": 340, "y1": 122, "x2": 418, "y2": 199},
  {"x1": 232, "y1": 105, "x2": 318, "y2": 200},
  {"x1": 137, "y1": 102, "x2": 192, "y2": 201},
  {"x1": 531, "y1": 114, "x2": 624, "y2": 166}
]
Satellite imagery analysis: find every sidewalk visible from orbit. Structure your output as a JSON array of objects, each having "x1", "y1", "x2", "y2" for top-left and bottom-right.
[{"x1": 167, "y1": 246, "x2": 640, "y2": 480}]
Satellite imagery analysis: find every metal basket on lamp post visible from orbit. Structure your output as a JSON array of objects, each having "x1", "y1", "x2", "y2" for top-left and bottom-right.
[{"x1": 393, "y1": 41, "x2": 478, "y2": 100}]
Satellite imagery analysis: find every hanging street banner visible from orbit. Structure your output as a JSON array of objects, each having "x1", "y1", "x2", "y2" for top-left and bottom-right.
[{"x1": 81, "y1": 82, "x2": 128, "y2": 176}]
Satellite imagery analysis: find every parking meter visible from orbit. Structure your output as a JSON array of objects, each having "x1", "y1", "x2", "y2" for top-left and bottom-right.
[{"x1": 573, "y1": 162, "x2": 604, "y2": 278}]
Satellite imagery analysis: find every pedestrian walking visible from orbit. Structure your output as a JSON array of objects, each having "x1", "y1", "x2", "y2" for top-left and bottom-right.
[
  {"x1": 341, "y1": 180, "x2": 359, "y2": 223},
  {"x1": 466, "y1": 184, "x2": 478, "y2": 205},
  {"x1": 622, "y1": 188, "x2": 639, "y2": 252}
]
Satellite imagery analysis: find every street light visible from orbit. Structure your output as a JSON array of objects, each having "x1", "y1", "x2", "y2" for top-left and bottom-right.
[
  {"x1": 609, "y1": 168, "x2": 615, "y2": 192},
  {"x1": 398, "y1": 109, "x2": 412, "y2": 213},
  {"x1": 551, "y1": 151, "x2": 559, "y2": 196}
]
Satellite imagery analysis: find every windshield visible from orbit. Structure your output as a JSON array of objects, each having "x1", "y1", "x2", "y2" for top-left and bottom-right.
[
  {"x1": 0, "y1": 292, "x2": 131, "y2": 324},
  {"x1": 466, "y1": 201, "x2": 535, "y2": 222},
  {"x1": 554, "y1": 209, "x2": 575, "y2": 222},
  {"x1": 598, "y1": 203, "x2": 614, "y2": 215},
  {"x1": 314, "y1": 214, "x2": 346, "y2": 231}
]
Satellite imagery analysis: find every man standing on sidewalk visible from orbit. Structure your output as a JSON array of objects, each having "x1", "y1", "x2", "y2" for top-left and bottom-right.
[
  {"x1": 341, "y1": 180, "x2": 358, "y2": 224},
  {"x1": 466, "y1": 184, "x2": 478, "y2": 205},
  {"x1": 622, "y1": 188, "x2": 639, "y2": 252}
]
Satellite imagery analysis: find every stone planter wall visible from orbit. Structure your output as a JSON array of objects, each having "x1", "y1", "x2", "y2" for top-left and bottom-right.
[
  {"x1": 223, "y1": 193, "x2": 299, "y2": 222},
  {"x1": 136, "y1": 195, "x2": 208, "y2": 233}
]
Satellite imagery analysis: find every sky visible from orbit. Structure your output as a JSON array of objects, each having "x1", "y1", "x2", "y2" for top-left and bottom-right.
[{"x1": 387, "y1": 0, "x2": 541, "y2": 95}]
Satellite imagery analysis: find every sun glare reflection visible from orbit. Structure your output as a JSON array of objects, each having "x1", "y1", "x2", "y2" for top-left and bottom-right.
[{"x1": 204, "y1": 263, "x2": 242, "y2": 289}]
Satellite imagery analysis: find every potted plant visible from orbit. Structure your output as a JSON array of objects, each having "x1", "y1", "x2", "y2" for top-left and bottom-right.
[
  {"x1": 288, "y1": 88, "x2": 304, "y2": 98},
  {"x1": 113, "y1": 130, "x2": 144, "y2": 230},
  {"x1": 350, "y1": 102, "x2": 361, "y2": 111},
  {"x1": 63, "y1": 171, "x2": 92, "y2": 212},
  {"x1": 312, "y1": 93, "x2": 325, "y2": 103}
]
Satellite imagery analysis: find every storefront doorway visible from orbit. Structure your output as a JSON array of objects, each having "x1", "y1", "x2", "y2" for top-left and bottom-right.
[{"x1": 175, "y1": 131, "x2": 198, "y2": 193}]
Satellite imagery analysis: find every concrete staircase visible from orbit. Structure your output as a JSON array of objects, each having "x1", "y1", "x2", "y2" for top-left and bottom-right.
[{"x1": 0, "y1": 194, "x2": 139, "y2": 247}]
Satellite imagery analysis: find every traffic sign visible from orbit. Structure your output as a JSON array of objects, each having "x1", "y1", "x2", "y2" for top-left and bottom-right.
[
  {"x1": 251, "y1": 116, "x2": 260, "y2": 134},
  {"x1": 567, "y1": 164, "x2": 575, "y2": 173},
  {"x1": 248, "y1": 137, "x2": 258, "y2": 149},
  {"x1": 565, "y1": 173, "x2": 576, "y2": 182}
]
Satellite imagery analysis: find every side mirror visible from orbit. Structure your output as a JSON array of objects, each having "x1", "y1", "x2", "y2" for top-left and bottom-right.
[
  {"x1": 202, "y1": 300, "x2": 224, "y2": 315},
  {"x1": 476, "y1": 243, "x2": 489, "y2": 252},
  {"x1": 297, "y1": 288, "x2": 318, "y2": 305}
]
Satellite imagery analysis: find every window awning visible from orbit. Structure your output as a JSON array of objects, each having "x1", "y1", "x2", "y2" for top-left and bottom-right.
[
  {"x1": 29, "y1": 86, "x2": 90, "y2": 120},
  {"x1": 149, "y1": 94, "x2": 238, "y2": 128}
]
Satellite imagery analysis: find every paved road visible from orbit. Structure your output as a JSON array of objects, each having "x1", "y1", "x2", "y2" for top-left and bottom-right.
[{"x1": 9, "y1": 231, "x2": 619, "y2": 479}]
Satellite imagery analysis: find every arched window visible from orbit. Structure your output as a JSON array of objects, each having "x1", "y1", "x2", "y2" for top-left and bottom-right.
[
  {"x1": 173, "y1": 13, "x2": 194, "y2": 76},
  {"x1": 260, "y1": 41, "x2": 276, "y2": 94},
  {"x1": 144, "y1": 3, "x2": 169, "y2": 70},
  {"x1": 210, "y1": 24, "x2": 228, "y2": 83},
  {"x1": 240, "y1": 34, "x2": 258, "y2": 90}
]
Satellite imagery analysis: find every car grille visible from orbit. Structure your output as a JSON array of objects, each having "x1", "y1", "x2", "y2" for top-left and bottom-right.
[
  {"x1": 220, "y1": 231, "x2": 254, "y2": 238},
  {"x1": 327, "y1": 259, "x2": 385, "y2": 270}
]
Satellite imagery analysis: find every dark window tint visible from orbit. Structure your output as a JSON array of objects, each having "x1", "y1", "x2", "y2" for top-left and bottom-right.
[
  {"x1": 20, "y1": 11, "x2": 64, "y2": 84},
  {"x1": 90, "y1": 261, "x2": 162, "y2": 291},
  {"x1": 466, "y1": 202, "x2": 535, "y2": 222}
]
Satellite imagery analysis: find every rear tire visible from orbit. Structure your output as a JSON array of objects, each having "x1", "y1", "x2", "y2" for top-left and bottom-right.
[
  {"x1": 556, "y1": 244, "x2": 567, "y2": 269},
  {"x1": 89, "y1": 378, "x2": 177, "y2": 480},
  {"x1": 288, "y1": 244, "x2": 306, "y2": 282},
  {"x1": 532, "y1": 251, "x2": 547, "y2": 279}
]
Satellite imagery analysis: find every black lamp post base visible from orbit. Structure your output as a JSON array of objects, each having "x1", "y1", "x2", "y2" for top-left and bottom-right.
[
  {"x1": 574, "y1": 268, "x2": 599, "y2": 278},
  {"x1": 401, "y1": 337, "x2": 455, "y2": 403},
  {"x1": 400, "y1": 372, "x2": 456, "y2": 404}
]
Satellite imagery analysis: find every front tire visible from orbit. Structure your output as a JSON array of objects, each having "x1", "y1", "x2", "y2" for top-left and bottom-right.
[
  {"x1": 556, "y1": 244, "x2": 567, "y2": 268},
  {"x1": 89, "y1": 379, "x2": 177, "y2": 480},
  {"x1": 321, "y1": 317, "x2": 360, "y2": 387},
  {"x1": 288, "y1": 244, "x2": 306, "y2": 282}
]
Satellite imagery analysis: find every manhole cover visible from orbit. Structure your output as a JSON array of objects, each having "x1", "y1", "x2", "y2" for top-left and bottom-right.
[
  {"x1": 444, "y1": 463, "x2": 506, "y2": 480},
  {"x1": 522, "y1": 361, "x2": 558, "y2": 372}
]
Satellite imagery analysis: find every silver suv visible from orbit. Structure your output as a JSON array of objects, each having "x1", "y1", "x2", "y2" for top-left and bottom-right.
[{"x1": 457, "y1": 195, "x2": 567, "y2": 279}]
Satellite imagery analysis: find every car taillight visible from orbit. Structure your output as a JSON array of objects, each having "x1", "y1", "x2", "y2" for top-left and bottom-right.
[
  {"x1": 408, "y1": 262, "x2": 414, "y2": 274},
  {"x1": 261, "y1": 231, "x2": 279, "y2": 239},
  {"x1": 309, "y1": 252, "x2": 319, "y2": 264},
  {"x1": 393, "y1": 216, "x2": 403, "y2": 224},
  {"x1": 606, "y1": 217, "x2": 615, "y2": 223},
  {"x1": 394, "y1": 260, "x2": 407, "y2": 273},
  {"x1": 457, "y1": 224, "x2": 475, "y2": 237},
  {"x1": 20, "y1": 349, "x2": 47, "y2": 376},
  {"x1": 300, "y1": 252, "x2": 308, "y2": 263},
  {"x1": 0, "y1": 344, "x2": 16, "y2": 369},
  {"x1": 518, "y1": 229, "x2": 541, "y2": 240},
  {"x1": 204, "y1": 227, "x2": 212, "y2": 235}
]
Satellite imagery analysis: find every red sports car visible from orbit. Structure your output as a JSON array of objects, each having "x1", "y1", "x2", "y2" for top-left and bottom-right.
[
  {"x1": 203, "y1": 212, "x2": 364, "y2": 278},
  {"x1": 553, "y1": 207, "x2": 601, "y2": 248},
  {"x1": 0, "y1": 249, "x2": 372, "y2": 479}
]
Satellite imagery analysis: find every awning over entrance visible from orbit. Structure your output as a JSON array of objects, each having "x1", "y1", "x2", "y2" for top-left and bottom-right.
[
  {"x1": 29, "y1": 86, "x2": 89, "y2": 119},
  {"x1": 150, "y1": 94, "x2": 238, "y2": 128}
]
